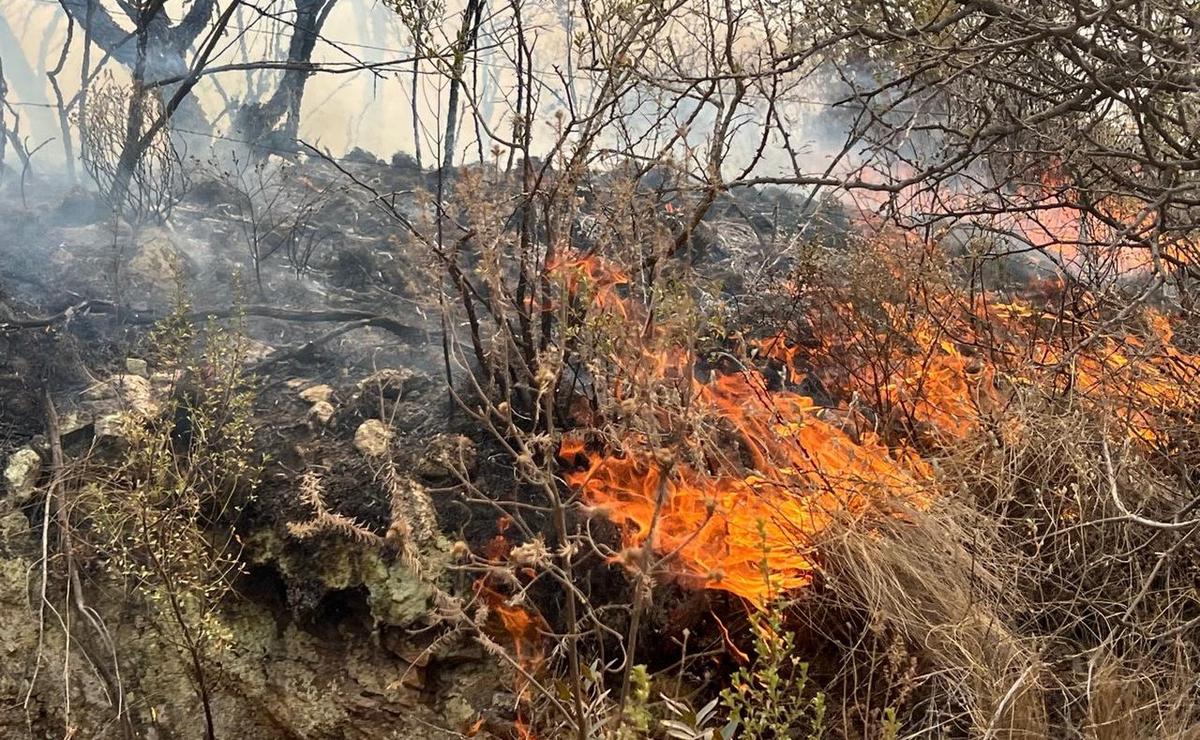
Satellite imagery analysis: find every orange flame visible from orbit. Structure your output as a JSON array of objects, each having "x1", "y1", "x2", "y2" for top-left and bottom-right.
[
  {"x1": 564, "y1": 367, "x2": 932, "y2": 603},
  {"x1": 555, "y1": 252, "x2": 936, "y2": 605},
  {"x1": 555, "y1": 234, "x2": 1199, "y2": 606}
]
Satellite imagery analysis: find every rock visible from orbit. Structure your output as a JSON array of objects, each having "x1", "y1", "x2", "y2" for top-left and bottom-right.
[
  {"x1": 357, "y1": 368, "x2": 419, "y2": 401},
  {"x1": 363, "y1": 551, "x2": 433, "y2": 626},
  {"x1": 127, "y1": 229, "x2": 194, "y2": 295},
  {"x1": 0, "y1": 510, "x2": 32, "y2": 552},
  {"x1": 94, "y1": 413, "x2": 127, "y2": 439},
  {"x1": 3, "y1": 448, "x2": 42, "y2": 504},
  {"x1": 125, "y1": 358, "x2": 149, "y2": 377},
  {"x1": 381, "y1": 629, "x2": 432, "y2": 668},
  {"x1": 83, "y1": 374, "x2": 156, "y2": 415},
  {"x1": 416, "y1": 434, "x2": 476, "y2": 479},
  {"x1": 308, "y1": 401, "x2": 335, "y2": 425},
  {"x1": 149, "y1": 371, "x2": 182, "y2": 398},
  {"x1": 391, "y1": 152, "x2": 419, "y2": 171},
  {"x1": 354, "y1": 420, "x2": 393, "y2": 458},
  {"x1": 55, "y1": 409, "x2": 95, "y2": 447},
  {"x1": 69, "y1": 374, "x2": 162, "y2": 442},
  {"x1": 240, "y1": 338, "x2": 275, "y2": 364},
  {"x1": 344, "y1": 147, "x2": 385, "y2": 166},
  {"x1": 299, "y1": 384, "x2": 333, "y2": 404}
]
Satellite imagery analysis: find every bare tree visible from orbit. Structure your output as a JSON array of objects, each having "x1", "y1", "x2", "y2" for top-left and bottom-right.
[{"x1": 231, "y1": 0, "x2": 340, "y2": 150}]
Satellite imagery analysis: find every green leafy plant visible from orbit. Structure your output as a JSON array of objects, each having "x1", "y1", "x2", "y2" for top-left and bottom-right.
[
  {"x1": 718, "y1": 604, "x2": 826, "y2": 739},
  {"x1": 81, "y1": 284, "x2": 260, "y2": 739},
  {"x1": 660, "y1": 694, "x2": 725, "y2": 740},
  {"x1": 718, "y1": 521, "x2": 826, "y2": 738}
]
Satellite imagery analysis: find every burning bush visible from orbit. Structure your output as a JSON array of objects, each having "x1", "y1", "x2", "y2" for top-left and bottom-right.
[{"x1": 416, "y1": 155, "x2": 1200, "y2": 737}]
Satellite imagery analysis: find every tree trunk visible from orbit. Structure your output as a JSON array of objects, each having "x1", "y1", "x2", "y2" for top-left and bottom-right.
[
  {"x1": 442, "y1": 0, "x2": 486, "y2": 170},
  {"x1": 232, "y1": 0, "x2": 337, "y2": 153}
]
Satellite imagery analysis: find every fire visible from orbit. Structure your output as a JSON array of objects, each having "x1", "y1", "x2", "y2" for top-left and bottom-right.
[
  {"x1": 563, "y1": 367, "x2": 932, "y2": 603},
  {"x1": 475, "y1": 579, "x2": 546, "y2": 671},
  {"x1": 554, "y1": 232, "x2": 1200, "y2": 606},
  {"x1": 474, "y1": 578, "x2": 545, "y2": 736},
  {"x1": 474, "y1": 521, "x2": 548, "y2": 736},
  {"x1": 547, "y1": 251, "x2": 631, "y2": 318},
  {"x1": 474, "y1": 536, "x2": 547, "y2": 671},
  {"x1": 553, "y1": 254, "x2": 935, "y2": 605}
]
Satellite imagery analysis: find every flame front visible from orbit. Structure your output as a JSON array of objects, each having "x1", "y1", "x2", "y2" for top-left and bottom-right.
[
  {"x1": 555, "y1": 232, "x2": 1200, "y2": 606},
  {"x1": 554, "y1": 251, "x2": 937, "y2": 605}
]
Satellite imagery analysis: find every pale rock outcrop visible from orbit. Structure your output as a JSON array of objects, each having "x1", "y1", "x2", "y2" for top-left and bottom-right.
[
  {"x1": 354, "y1": 420, "x2": 393, "y2": 458},
  {"x1": 3, "y1": 449, "x2": 41, "y2": 505}
]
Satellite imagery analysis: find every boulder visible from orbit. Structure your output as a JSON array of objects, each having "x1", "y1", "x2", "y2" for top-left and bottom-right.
[
  {"x1": 308, "y1": 401, "x2": 335, "y2": 426},
  {"x1": 357, "y1": 369, "x2": 418, "y2": 401},
  {"x1": 299, "y1": 385, "x2": 334, "y2": 404},
  {"x1": 3, "y1": 449, "x2": 42, "y2": 505},
  {"x1": 124, "y1": 358, "x2": 150, "y2": 377},
  {"x1": 83, "y1": 374, "x2": 157, "y2": 415}
]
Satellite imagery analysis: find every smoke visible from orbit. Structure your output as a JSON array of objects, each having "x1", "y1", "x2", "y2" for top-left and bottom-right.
[{"x1": 0, "y1": 0, "x2": 863, "y2": 181}]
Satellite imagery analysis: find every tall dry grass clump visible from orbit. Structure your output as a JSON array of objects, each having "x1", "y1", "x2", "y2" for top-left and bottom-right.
[{"x1": 801, "y1": 375, "x2": 1200, "y2": 737}]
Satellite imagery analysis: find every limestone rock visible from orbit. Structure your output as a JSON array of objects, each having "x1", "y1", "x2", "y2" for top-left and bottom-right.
[
  {"x1": 299, "y1": 384, "x2": 334, "y2": 404},
  {"x1": 94, "y1": 413, "x2": 127, "y2": 439},
  {"x1": 0, "y1": 510, "x2": 32, "y2": 553},
  {"x1": 3, "y1": 448, "x2": 42, "y2": 504},
  {"x1": 83, "y1": 374, "x2": 157, "y2": 415},
  {"x1": 354, "y1": 420, "x2": 393, "y2": 458},
  {"x1": 357, "y1": 368, "x2": 417, "y2": 400},
  {"x1": 125, "y1": 358, "x2": 149, "y2": 377},
  {"x1": 363, "y1": 551, "x2": 433, "y2": 627},
  {"x1": 150, "y1": 370, "x2": 183, "y2": 398},
  {"x1": 128, "y1": 228, "x2": 193, "y2": 282},
  {"x1": 416, "y1": 434, "x2": 476, "y2": 479},
  {"x1": 308, "y1": 400, "x2": 335, "y2": 425}
]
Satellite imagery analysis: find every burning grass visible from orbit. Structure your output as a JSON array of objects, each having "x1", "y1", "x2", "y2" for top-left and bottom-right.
[
  {"x1": 536, "y1": 222, "x2": 1200, "y2": 735},
  {"x1": 429, "y1": 167, "x2": 1200, "y2": 736},
  {"x1": 555, "y1": 230, "x2": 1200, "y2": 611}
]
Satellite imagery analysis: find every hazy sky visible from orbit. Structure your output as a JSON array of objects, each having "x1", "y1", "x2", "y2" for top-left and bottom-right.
[{"x1": 0, "y1": 0, "x2": 837, "y2": 179}]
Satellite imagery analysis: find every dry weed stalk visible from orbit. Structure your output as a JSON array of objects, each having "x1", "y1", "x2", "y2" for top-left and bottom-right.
[{"x1": 287, "y1": 471, "x2": 385, "y2": 546}]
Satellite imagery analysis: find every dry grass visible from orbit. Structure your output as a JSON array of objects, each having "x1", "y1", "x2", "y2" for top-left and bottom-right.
[{"x1": 798, "y1": 382, "x2": 1200, "y2": 738}]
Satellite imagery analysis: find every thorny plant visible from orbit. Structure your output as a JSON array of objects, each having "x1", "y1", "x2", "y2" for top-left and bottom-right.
[{"x1": 9, "y1": 0, "x2": 1200, "y2": 733}]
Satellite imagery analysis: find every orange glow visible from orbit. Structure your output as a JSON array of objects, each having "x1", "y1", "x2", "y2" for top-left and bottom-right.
[
  {"x1": 475, "y1": 580, "x2": 545, "y2": 672},
  {"x1": 548, "y1": 251, "x2": 632, "y2": 318},
  {"x1": 556, "y1": 251, "x2": 935, "y2": 606},
  {"x1": 564, "y1": 369, "x2": 933, "y2": 603},
  {"x1": 474, "y1": 523, "x2": 546, "y2": 737},
  {"x1": 515, "y1": 715, "x2": 535, "y2": 740}
]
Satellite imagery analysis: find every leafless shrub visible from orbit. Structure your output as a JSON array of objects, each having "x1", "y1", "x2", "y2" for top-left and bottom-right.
[
  {"x1": 212, "y1": 154, "x2": 338, "y2": 292},
  {"x1": 79, "y1": 77, "x2": 188, "y2": 224}
]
